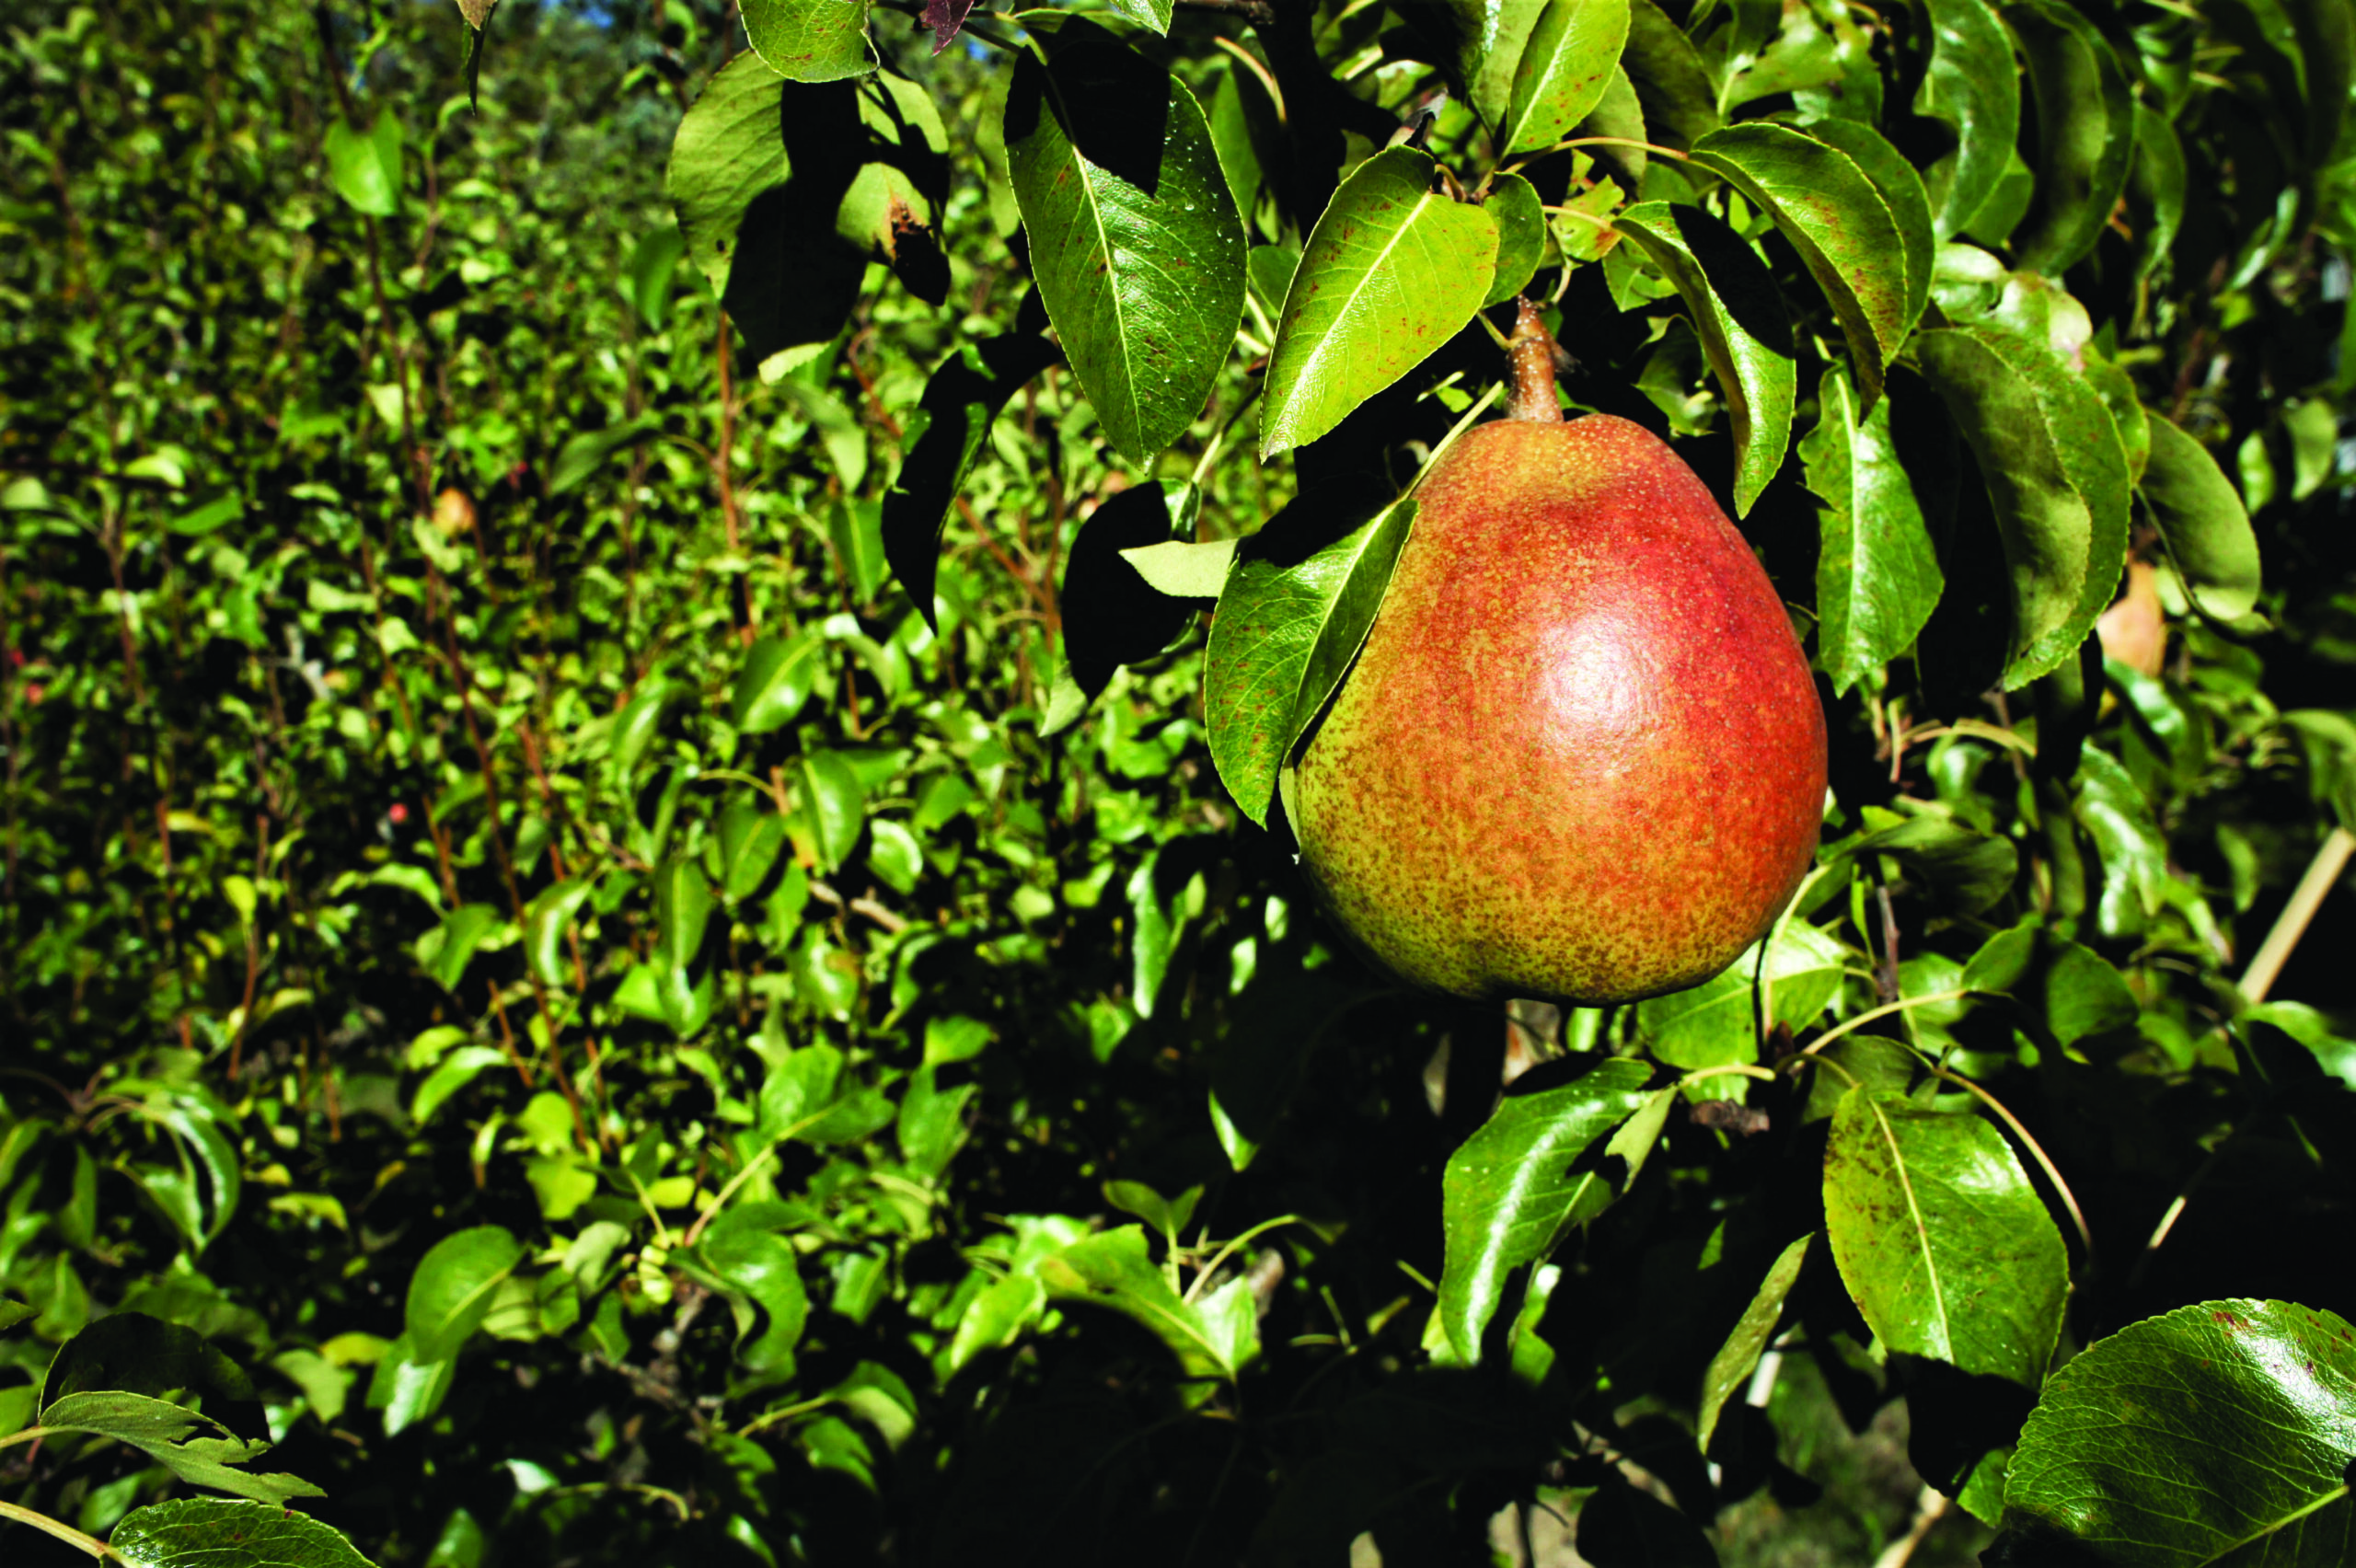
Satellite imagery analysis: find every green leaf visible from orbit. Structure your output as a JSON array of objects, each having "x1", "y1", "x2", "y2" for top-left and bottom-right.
[
  {"x1": 1103, "y1": 1180, "x2": 1201, "y2": 1243},
  {"x1": 946, "y1": 1274, "x2": 1048, "y2": 1374},
  {"x1": 611, "y1": 676, "x2": 679, "y2": 782},
  {"x1": 1502, "y1": 0, "x2": 1632, "y2": 156},
  {"x1": 1912, "y1": 0, "x2": 2018, "y2": 239},
  {"x1": 1913, "y1": 325, "x2": 2131, "y2": 688},
  {"x1": 525, "y1": 879, "x2": 594, "y2": 988},
  {"x1": 410, "y1": 1046, "x2": 509, "y2": 1127},
  {"x1": 1620, "y1": 0, "x2": 1720, "y2": 149},
  {"x1": 1792, "y1": 117, "x2": 1932, "y2": 344},
  {"x1": 741, "y1": 0, "x2": 873, "y2": 83},
  {"x1": 1260, "y1": 147, "x2": 1497, "y2": 457},
  {"x1": 628, "y1": 225, "x2": 687, "y2": 331},
  {"x1": 664, "y1": 55, "x2": 863, "y2": 371},
  {"x1": 1120, "y1": 537, "x2": 1236, "y2": 598},
  {"x1": 0, "y1": 1296, "x2": 32, "y2": 1332},
  {"x1": 1697, "y1": 1232, "x2": 1811, "y2": 1452},
  {"x1": 1635, "y1": 963, "x2": 1754, "y2": 1074},
  {"x1": 1435, "y1": 0, "x2": 1551, "y2": 133},
  {"x1": 2008, "y1": 0, "x2": 2136, "y2": 277},
  {"x1": 2129, "y1": 103, "x2": 2185, "y2": 282},
  {"x1": 39, "y1": 1390, "x2": 323, "y2": 1505},
  {"x1": 718, "y1": 798, "x2": 790, "y2": 902},
  {"x1": 653, "y1": 858, "x2": 714, "y2": 1032},
  {"x1": 324, "y1": 112, "x2": 401, "y2": 218},
  {"x1": 549, "y1": 416, "x2": 658, "y2": 496},
  {"x1": 42, "y1": 1313, "x2": 265, "y2": 1435},
  {"x1": 110, "y1": 1499, "x2": 377, "y2": 1568},
  {"x1": 1802, "y1": 365, "x2": 1944, "y2": 695},
  {"x1": 1006, "y1": 38, "x2": 1246, "y2": 465},
  {"x1": 697, "y1": 1209, "x2": 810, "y2": 1374},
  {"x1": 1483, "y1": 172, "x2": 1550, "y2": 306},
  {"x1": 1039, "y1": 1227, "x2": 1253, "y2": 1382},
  {"x1": 1612, "y1": 200, "x2": 1796, "y2": 514},
  {"x1": 880, "y1": 332, "x2": 1060, "y2": 628},
  {"x1": 2140, "y1": 414, "x2": 2263, "y2": 622},
  {"x1": 1438, "y1": 1058, "x2": 1655, "y2": 1361},
  {"x1": 404, "y1": 1225, "x2": 525, "y2": 1364},
  {"x1": 791, "y1": 751, "x2": 867, "y2": 871},
  {"x1": 416, "y1": 903, "x2": 502, "y2": 993},
  {"x1": 1205, "y1": 496, "x2": 1418, "y2": 826},
  {"x1": 2075, "y1": 747, "x2": 2172, "y2": 942},
  {"x1": 1822, "y1": 1088, "x2": 2068, "y2": 1387},
  {"x1": 1688, "y1": 123, "x2": 1909, "y2": 403},
  {"x1": 2002, "y1": 1300, "x2": 2356, "y2": 1566},
  {"x1": 1844, "y1": 813, "x2": 2019, "y2": 916}
]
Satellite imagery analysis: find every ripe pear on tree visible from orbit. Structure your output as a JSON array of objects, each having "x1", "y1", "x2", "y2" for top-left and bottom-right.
[{"x1": 1287, "y1": 301, "x2": 1828, "y2": 1006}]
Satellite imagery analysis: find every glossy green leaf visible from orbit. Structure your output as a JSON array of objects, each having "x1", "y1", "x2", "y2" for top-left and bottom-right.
[
  {"x1": 1822, "y1": 1088, "x2": 2068, "y2": 1387},
  {"x1": 410, "y1": 1046, "x2": 509, "y2": 1127},
  {"x1": 610, "y1": 676, "x2": 678, "y2": 781},
  {"x1": 1205, "y1": 497, "x2": 1417, "y2": 826},
  {"x1": 2141, "y1": 414, "x2": 2263, "y2": 622},
  {"x1": 1620, "y1": 0, "x2": 1720, "y2": 149},
  {"x1": 718, "y1": 798, "x2": 790, "y2": 902},
  {"x1": 741, "y1": 0, "x2": 873, "y2": 83},
  {"x1": 1964, "y1": 919, "x2": 2137, "y2": 1045},
  {"x1": 1120, "y1": 537, "x2": 1235, "y2": 598},
  {"x1": 2002, "y1": 1300, "x2": 2356, "y2": 1566},
  {"x1": 323, "y1": 112, "x2": 401, "y2": 218},
  {"x1": 2009, "y1": 0, "x2": 2135, "y2": 277},
  {"x1": 1844, "y1": 813, "x2": 2019, "y2": 916},
  {"x1": 1795, "y1": 117, "x2": 1932, "y2": 343},
  {"x1": 1612, "y1": 200, "x2": 1795, "y2": 514},
  {"x1": 1435, "y1": 0, "x2": 1550, "y2": 133},
  {"x1": 947, "y1": 1273, "x2": 1048, "y2": 1374},
  {"x1": 1913, "y1": 325, "x2": 2131, "y2": 688},
  {"x1": 1104, "y1": 1180, "x2": 1201, "y2": 1243},
  {"x1": 404, "y1": 1225, "x2": 525, "y2": 1364},
  {"x1": 1634, "y1": 963, "x2": 1754, "y2": 1074},
  {"x1": 791, "y1": 751, "x2": 866, "y2": 871},
  {"x1": 698, "y1": 1208, "x2": 810, "y2": 1374},
  {"x1": 1483, "y1": 172, "x2": 1549, "y2": 306},
  {"x1": 110, "y1": 1499, "x2": 376, "y2": 1568},
  {"x1": 2076, "y1": 746, "x2": 2172, "y2": 941},
  {"x1": 1260, "y1": 147, "x2": 1496, "y2": 457},
  {"x1": 1696, "y1": 1232, "x2": 1811, "y2": 1452},
  {"x1": 1912, "y1": 0, "x2": 2018, "y2": 238},
  {"x1": 416, "y1": 903, "x2": 502, "y2": 993},
  {"x1": 731, "y1": 633, "x2": 824, "y2": 736},
  {"x1": 1006, "y1": 39, "x2": 1245, "y2": 465},
  {"x1": 1039, "y1": 1226, "x2": 1253, "y2": 1382},
  {"x1": 2130, "y1": 103, "x2": 2186, "y2": 282},
  {"x1": 1576, "y1": 63, "x2": 1648, "y2": 186},
  {"x1": 1502, "y1": 0, "x2": 1631, "y2": 156},
  {"x1": 1688, "y1": 123, "x2": 1909, "y2": 402},
  {"x1": 664, "y1": 55, "x2": 866, "y2": 370},
  {"x1": 0, "y1": 1296, "x2": 31, "y2": 1332},
  {"x1": 549, "y1": 416, "x2": 658, "y2": 497},
  {"x1": 1802, "y1": 365, "x2": 1943, "y2": 695},
  {"x1": 1438, "y1": 1057, "x2": 1655, "y2": 1361},
  {"x1": 40, "y1": 1389, "x2": 322, "y2": 1505},
  {"x1": 525, "y1": 878, "x2": 594, "y2": 988}
]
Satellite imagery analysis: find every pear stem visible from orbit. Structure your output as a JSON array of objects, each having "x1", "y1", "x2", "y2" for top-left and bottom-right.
[{"x1": 1506, "y1": 297, "x2": 1564, "y2": 424}]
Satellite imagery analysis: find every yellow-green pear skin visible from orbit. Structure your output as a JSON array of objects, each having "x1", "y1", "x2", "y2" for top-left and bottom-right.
[{"x1": 1287, "y1": 414, "x2": 1828, "y2": 1005}]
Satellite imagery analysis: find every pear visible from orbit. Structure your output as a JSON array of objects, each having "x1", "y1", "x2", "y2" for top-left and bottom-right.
[{"x1": 1286, "y1": 306, "x2": 1827, "y2": 1006}]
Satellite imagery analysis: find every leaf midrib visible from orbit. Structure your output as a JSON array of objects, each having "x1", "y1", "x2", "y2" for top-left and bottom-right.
[
  {"x1": 1276, "y1": 172, "x2": 1445, "y2": 441},
  {"x1": 1036, "y1": 66, "x2": 1144, "y2": 449},
  {"x1": 1862, "y1": 1095, "x2": 1951, "y2": 1358}
]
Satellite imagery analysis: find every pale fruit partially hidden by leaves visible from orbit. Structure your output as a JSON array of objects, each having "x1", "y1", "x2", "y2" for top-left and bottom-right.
[
  {"x1": 1287, "y1": 406, "x2": 1828, "y2": 1006},
  {"x1": 2096, "y1": 559, "x2": 2166, "y2": 678}
]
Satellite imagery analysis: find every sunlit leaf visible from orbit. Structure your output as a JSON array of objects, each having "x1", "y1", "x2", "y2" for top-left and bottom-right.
[
  {"x1": 1205, "y1": 495, "x2": 1417, "y2": 826},
  {"x1": 404, "y1": 1225, "x2": 525, "y2": 1364},
  {"x1": 2001, "y1": 1300, "x2": 2356, "y2": 1565},
  {"x1": 2009, "y1": 0, "x2": 2135, "y2": 277},
  {"x1": 1914, "y1": 325, "x2": 2131, "y2": 688},
  {"x1": 1438, "y1": 1058, "x2": 1654, "y2": 1361},
  {"x1": 1006, "y1": 36, "x2": 1245, "y2": 464},
  {"x1": 1802, "y1": 365, "x2": 1943, "y2": 695},
  {"x1": 110, "y1": 1499, "x2": 376, "y2": 1568},
  {"x1": 1912, "y1": 0, "x2": 2018, "y2": 238},
  {"x1": 1822, "y1": 1088, "x2": 2068, "y2": 1388},
  {"x1": 1697, "y1": 1233, "x2": 1810, "y2": 1452},
  {"x1": 1260, "y1": 147, "x2": 1496, "y2": 457},
  {"x1": 741, "y1": 0, "x2": 873, "y2": 83}
]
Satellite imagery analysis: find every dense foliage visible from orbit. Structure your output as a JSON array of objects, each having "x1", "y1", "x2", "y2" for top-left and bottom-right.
[{"x1": 5, "y1": 0, "x2": 2356, "y2": 1563}]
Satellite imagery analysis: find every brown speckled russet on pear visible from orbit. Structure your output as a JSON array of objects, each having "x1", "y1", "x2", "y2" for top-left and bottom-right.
[{"x1": 1288, "y1": 357, "x2": 1828, "y2": 1006}]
